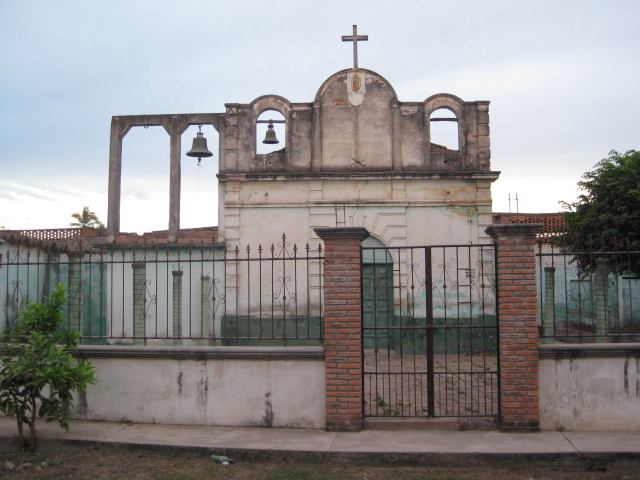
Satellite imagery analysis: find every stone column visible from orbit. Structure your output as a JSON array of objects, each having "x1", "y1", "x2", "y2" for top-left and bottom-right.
[
  {"x1": 107, "y1": 117, "x2": 131, "y2": 242},
  {"x1": 132, "y1": 262, "x2": 146, "y2": 346},
  {"x1": 167, "y1": 116, "x2": 183, "y2": 243},
  {"x1": 485, "y1": 224, "x2": 542, "y2": 432},
  {"x1": 593, "y1": 258, "x2": 609, "y2": 343},
  {"x1": 543, "y1": 267, "x2": 556, "y2": 344},
  {"x1": 172, "y1": 270, "x2": 183, "y2": 346},
  {"x1": 314, "y1": 227, "x2": 370, "y2": 432}
]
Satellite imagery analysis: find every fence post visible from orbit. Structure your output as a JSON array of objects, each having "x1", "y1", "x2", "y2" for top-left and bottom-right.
[
  {"x1": 314, "y1": 227, "x2": 370, "y2": 432},
  {"x1": 486, "y1": 224, "x2": 542, "y2": 432}
]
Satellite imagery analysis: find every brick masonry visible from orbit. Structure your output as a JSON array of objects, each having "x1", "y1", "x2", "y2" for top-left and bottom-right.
[
  {"x1": 314, "y1": 227, "x2": 370, "y2": 432},
  {"x1": 492, "y1": 212, "x2": 565, "y2": 236},
  {"x1": 486, "y1": 224, "x2": 543, "y2": 431}
]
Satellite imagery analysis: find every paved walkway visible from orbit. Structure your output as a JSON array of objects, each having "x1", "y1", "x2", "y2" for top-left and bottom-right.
[{"x1": 1, "y1": 416, "x2": 639, "y2": 469}]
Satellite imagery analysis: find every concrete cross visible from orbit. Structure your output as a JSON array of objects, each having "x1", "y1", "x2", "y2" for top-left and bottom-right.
[{"x1": 341, "y1": 25, "x2": 368, "y2": 69}]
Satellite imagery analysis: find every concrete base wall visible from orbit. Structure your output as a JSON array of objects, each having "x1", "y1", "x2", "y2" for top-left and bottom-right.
[
  {"x1": 73, "y1": 346, "x2": 325, "y2": 429},
  {"x1": 539, "y1": 344, "x2": 640, "y2": 431}
]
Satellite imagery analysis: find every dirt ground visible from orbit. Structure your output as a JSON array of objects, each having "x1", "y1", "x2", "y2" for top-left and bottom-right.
[
  {"x1": 364, "y1": 351, "x2": 498, "y2": 417},
  {"x1": 0, "y1": 446, "x2": 637, "y2": 480}
]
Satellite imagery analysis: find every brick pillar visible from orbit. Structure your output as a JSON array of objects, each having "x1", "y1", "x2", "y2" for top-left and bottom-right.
[
  {"x1": 485, "y1": 224, "x2": 542, "y2": 432},
  {"x1": 314, "y1": 227, "x2": 370, "y2": 432}
]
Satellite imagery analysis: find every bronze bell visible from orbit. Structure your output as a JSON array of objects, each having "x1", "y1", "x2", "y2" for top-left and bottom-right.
[
  {"x1": 186, "y1": 127, "x2": 213, "y2": 163},
  {"x1": 262, "y1": 121, "x2": 279, "y2": 144}
]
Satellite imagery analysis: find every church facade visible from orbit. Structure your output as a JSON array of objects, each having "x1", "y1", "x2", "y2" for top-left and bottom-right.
[{"x1": 216, "y1": 68, "x2": 498, "y2": 252}]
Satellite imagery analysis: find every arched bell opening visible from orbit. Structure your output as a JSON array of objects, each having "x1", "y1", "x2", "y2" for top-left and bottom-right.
[
  {"x1": 429, "y1": 107, "x2": 459, "y2": 151},
  {"x1": 256, "y1": 110, "x2": 286, "y2": 155},
  {"x1": 180, "y1": 124, "x2": 218, "y2": 229}
]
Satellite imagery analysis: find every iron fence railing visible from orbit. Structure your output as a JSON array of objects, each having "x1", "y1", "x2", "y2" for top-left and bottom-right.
[
  {"x1": 537, "y1": 241, "x2": 640, "y2": 343},
  {"x1": 1, "y1": 235, "x2": 324, "y2": 346},
  {"x1": 361, "y1": 243, "x2": 498, "y2": 418}
]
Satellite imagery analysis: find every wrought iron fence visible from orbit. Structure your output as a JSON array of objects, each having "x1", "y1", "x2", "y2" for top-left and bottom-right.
[
  {"x1": 537, "y1": 241, "x2": 640, "y2": 343},
  {"x1": 362, "y1": 243, "x2": 498, "y2": 418},
  {"x1": 0, "y1": 235, "x2": 324, "y2": 346}
]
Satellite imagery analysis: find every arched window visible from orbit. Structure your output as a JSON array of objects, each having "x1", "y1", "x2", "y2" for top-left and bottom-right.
[
  {"x1": 256, "y1": 110, "x2": 286, "y2": 154},
  {"x1": 429, "y1": 108, "x2": 459, "y2": 151},
  {"x1": 362, "y1": 236, "x2": 393, "y2": 264}
]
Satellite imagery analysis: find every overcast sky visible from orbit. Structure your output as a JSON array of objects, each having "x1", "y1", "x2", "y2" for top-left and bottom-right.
[{"x1": 1, "y1": 0, "x2": 638, "y2": 233}]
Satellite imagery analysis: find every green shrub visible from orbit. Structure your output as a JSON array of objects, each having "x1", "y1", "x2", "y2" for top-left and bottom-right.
[{"x1": 0, "y1": 284, "x2": 97, "y2": 452}]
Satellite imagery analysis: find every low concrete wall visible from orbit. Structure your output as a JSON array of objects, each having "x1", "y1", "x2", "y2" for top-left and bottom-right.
[
  {"x1": 73, "y1": 346, "x2": 325, "y2": 429},
  {"x1": 539, "y1": 344, "x2": 640, "y2": 431}
]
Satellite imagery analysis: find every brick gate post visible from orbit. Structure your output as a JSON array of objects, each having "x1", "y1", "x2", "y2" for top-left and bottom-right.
[
  {"x1": 485, "y1": 224, "x2": 543, "y2": 432},
  {"x1": 314, "y1": 227, "x2": 370, "y2": 432}
]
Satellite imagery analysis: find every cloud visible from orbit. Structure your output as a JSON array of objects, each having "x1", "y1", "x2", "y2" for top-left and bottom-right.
[
  {"x1": 0, "y1": 182, "x2": 57, "y2": 201},
  {"x1": 122, "y1": 189, "x2": 152, "y2": 202},
  {"x1": 0, "y1": 190, "x2": 18, "y2": 201}
]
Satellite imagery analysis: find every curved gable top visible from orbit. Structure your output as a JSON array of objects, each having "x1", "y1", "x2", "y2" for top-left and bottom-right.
[
  {"x1": 250, "y1": 95, "x2": 292, "y2": 117},
  {"x1": 423, "y1": 93, "x2": 465, "y2": 105},
  {"x1": 314, "y1": 68, "x2": 398, "y2": 103},
  {"x1": 423, "y1": 93, "x2": 466, "y2": 115}
]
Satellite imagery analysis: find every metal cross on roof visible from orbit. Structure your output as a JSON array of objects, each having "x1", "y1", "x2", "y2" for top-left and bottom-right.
[{"x1": 341, "y1": 25, "x2": 368, "y2": 69}]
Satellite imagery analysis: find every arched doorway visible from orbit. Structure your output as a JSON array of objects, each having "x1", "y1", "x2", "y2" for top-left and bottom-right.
[{"x1": 361, "y1": 236, "x2": 394, "y2": 350}]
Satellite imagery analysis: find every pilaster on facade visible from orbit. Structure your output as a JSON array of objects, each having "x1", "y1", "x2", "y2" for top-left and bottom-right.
[
  {"x1": 222, "y1": 207, "x2": 241, "y2": 247},
  {"x1": 224, "y1": 151, "x2": 238, "y2": 172},
  {"x1": 477, "y1": 206, "x2": 494, "y2": 242},
  {"x1": 308, "y1": 180, "x2": 323, "y2": 202},
  {"x1": 476, "y1": 101, "x2": 491, "y2": 170},
  {"x1": 391, "y1": 180, "x2": 406, "y2": 201},
  {"x1": 223, "y1": 175, "x2": 244, "y2": 203}
]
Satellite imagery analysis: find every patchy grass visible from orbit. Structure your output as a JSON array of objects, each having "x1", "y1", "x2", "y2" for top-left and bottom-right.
[{"x1": 0, "y1": 446, "x2": 636, "y2": 480}]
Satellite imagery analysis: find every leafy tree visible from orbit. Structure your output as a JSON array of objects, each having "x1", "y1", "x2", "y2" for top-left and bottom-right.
[
  {"x1": 557, "y1": 150, "x2": 640, "y2": 276},
  {"x1": 0, "y1": 285, "x2": 97, "y2": 452},
  {"x1": 69, "y1": 206, "x2": 104, "y2": 228}
]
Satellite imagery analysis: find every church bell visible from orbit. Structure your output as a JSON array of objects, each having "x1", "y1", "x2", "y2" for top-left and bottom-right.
[
  {"x1": 186, "y1": 125, "x2": 213, "y2": 164},
  {"x1": 262, "y1": 121, "x2": 279, "y2": 144}
]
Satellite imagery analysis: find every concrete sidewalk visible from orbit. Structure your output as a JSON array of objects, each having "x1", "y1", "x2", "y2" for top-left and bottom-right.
[{"x1": 1, "y1": 417, "x2": 639, "y2": 470}]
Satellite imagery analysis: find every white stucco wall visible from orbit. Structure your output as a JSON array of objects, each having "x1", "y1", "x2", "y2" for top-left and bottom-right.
[
  {"x1": 220, "y1": 176, "x2": 494, "y2": 251},
  {"x1": 539, "y1": 344, "x2": 640, "y2": 431},
  {"x1": 74, "y1": 346, "x2": 325, "y2": 428}
]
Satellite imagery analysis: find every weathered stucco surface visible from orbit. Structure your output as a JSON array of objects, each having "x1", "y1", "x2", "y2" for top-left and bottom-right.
[
  {"x1": 219, "y1": 175, "x2": 494, "y2": 250},
  {"x1": 539, "y1": 345, "x2": 640, "y2": 431},
  {"x1": 74, "y1": 348, "x2": 325, "y2": 428}
]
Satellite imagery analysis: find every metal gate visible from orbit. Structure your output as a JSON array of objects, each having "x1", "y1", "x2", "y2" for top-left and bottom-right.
[{"x1": 362, "y1": 244, "x2": 499, "y2": 418}]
